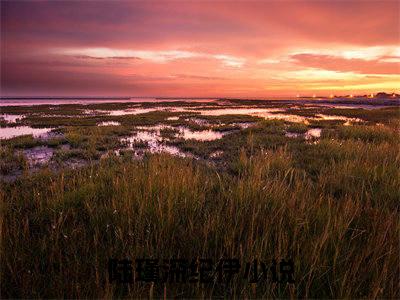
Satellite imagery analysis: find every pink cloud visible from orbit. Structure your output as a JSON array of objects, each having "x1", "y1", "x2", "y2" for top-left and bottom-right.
[{"x1": 291, "y1": 53, "x2": 400, "y2": 75}]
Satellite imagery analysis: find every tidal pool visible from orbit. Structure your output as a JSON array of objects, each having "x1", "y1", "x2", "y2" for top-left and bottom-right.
[
  {"x1": 120, "y1": 125, "x2": 225, "y2": 157},
  {"x1": 0, "y1": 126, "x2": 55, "y2": 139},
  {"x1": 23, "y1": 146, "x2": 54, "y2": 166},
  {"x1": 316, "y1": 114, "x2": 362, "y2": 123},
  {"x1": 305, "y1": 128, "x2": 322, "y2": 139},
  {"x1": 121, "y1": 130, "x2": 186, "y2": 157},
  {"x1": 135, "y1": 125, "x2": 225, "y2": 141},
  {"x1": 78, "y1": 104, "x2": 368, "y2": 124},
  {"x1": 0, "y1": 114, "x2": 25, "y2": 123},
  {"x1": 285, "y1": 128, "x2": 322, "y2": 140},
  {"x1": 178, "y1": 127, "x2": 224, "y2": 141},
  {"x1": 97, "y1": 121, "x2": 121, "y2": 126}
]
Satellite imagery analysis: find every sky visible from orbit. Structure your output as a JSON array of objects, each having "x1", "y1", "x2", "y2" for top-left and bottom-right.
[{"x1": 1, "y1": 0, "x2": 399, "y2": 98}]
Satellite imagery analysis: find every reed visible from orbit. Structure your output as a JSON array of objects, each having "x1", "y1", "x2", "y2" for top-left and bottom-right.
[{"x1": 1, "y1": 126, "x2": 399, "y2": 297}]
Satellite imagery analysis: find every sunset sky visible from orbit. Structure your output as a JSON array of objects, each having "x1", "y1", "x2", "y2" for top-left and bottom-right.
[{"x1": 1, "y1": 0, "x2": 399, "y2": 98}]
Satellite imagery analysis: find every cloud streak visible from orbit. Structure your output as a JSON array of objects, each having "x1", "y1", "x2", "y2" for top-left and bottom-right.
[
  {"x1": 291, "y1": 52, "x2": 400, "y2": 75},
  {"x1": 57, "y1": 47, "x2": 246, "y2": 68}
]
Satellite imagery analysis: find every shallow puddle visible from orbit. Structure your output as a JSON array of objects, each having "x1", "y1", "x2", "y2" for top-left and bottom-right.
[
  {"x1": 23, "y1": 146, "x2": 54, "y2": 166},
  {"x1": 285, "y1": 132, "x2": 301, "y2": 138},
  {"x1": 178, "y1": 127, "x2": 223, "y2": 141},
  {"x1": 316, "y1": 114, "x2": 362, "y2": 123},
  {"x1": 236, "y1": 122, "x2": 254, "y2": 129},
  {"x1": 97, "y1": 121, "x2": 121, "y2": 126},
  {"x1": 0, "y1": 114, "x2": 25, "y2": 123},
  {"x1": 120, "y1": 124, "x2": 225, "y2": 157},
  {"x1": 316, "y1": 104, "x2": 392, "y2": 110},
  {"x1": 285, "y1": 128, "x2": 322, "y2": 140},
  {"x1": 75, "y1": 104, "x2": 369, "y2": 125},
  {"x1": 0, "y1": 126, "x2": 55, "y2": 139},
  {"x1": 121, "y1": 132, "x2": 186, "y2": 157},
  {"x1": 254, "y1": 111, "x2": 307, "y2": 123},
  {"x1": 95, "y1": 107, "x2": 172, "y2": 116},
  {"x1": 134, "y1": 125, "x2": 225, "y2": 141},
  {"x1": 197, "y1": 107, "x2": 281, "y2": 115},
  {"x1": 185, "y1": 107, "x2": 314, "y2": 123},
  {"x1": 305, "y1": 128, "x2": 322, "y2": 139},
  {"x1": 210, "y1": 150, "x2": 223, "y2": 158},
  {"x1": 88, "y1": 105, "x2": 315, "y2": 124},
  {"x1": 185, "y1": 118, "x2": 211, "y2": 126}
]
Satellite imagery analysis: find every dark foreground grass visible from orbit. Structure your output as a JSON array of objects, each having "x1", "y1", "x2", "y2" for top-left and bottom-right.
[{"x1": 1, "y1": 121, "x2": 399, "y2": 298}]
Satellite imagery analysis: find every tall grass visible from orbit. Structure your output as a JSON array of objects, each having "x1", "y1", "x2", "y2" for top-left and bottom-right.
[{"x1": 2, "y1": 123, "x2": 399, "y2": 298}]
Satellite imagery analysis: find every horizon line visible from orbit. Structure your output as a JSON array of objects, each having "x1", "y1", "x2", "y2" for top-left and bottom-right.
[{"x1": 1, "y1": 92, "x2": 399, "y2": 100}]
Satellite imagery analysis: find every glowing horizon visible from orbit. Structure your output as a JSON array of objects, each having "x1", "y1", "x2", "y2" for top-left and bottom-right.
[{"x1": 1, "y1": 1, "x2": 399, "y2": 97}]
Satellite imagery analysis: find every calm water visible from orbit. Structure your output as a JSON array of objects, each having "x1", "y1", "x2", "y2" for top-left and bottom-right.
[
  {"x1": 1, "y1": 114, "x2": 25, "y2": 123},
  {"x1": 0, "y1": 98, "x2": 218, "y2": 106},
  {"x1": 0, "y1": 126, "x2": 54, "y2": 139},
  {"x1": 119, "y1": 125, "x2": 225, "y2": 157},
  {"x1": 82, "y1": 106, "x2": 362, "y2": 124},
  {"x1": 1, "y1": 97, "x2": 395, "y2": 140},
  {"x1": 97, "y1": 121, "x2": 121, "y2": 126},
  {"x1": 0, "y1": 104, "x2": 363, "y2": 140}
]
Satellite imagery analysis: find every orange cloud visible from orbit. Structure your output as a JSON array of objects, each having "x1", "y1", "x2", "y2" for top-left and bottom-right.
[{"x1": 291, "y1": 53, "x2": 399, "y2": 75}]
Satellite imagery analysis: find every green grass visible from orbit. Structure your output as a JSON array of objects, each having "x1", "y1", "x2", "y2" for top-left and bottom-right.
[
  {"x1": 286, "y1": 123, "x2": 308, "y2": 133},
  {"x1": 323, "y1": 107, "x2": 400, "y2": 125},
  {"x1": 212, "y1": 123, "x2": 244, "y2": 132},
  {"x1": 0, "y1": 146, "x2": 28, "y2": 175},
  {"x1": 159, "y1": 126, "x2": 180, "y2": 139},
  {"x1": 322, "y1": 124, "x2": 398, "y2": 143}
]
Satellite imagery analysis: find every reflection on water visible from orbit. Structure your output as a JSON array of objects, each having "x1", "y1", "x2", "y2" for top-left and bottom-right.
[
  {"x1": 0, "y1": 126, "x2": 55, "y2": 139},
  {"x1": 316, "y1": 114, "x2": 362, "y2": 123},
  {"x1": 285, "y1": 128, "x2": 322, "y2": 140},
  {"x1": 285, "y1": 132, "x2": 301, "y2": 138},
  {"x1": 179, "y1": 127, "x2": 223, "y2": 141},
  {"x1": 210, "y1": 150, "x2": 223, "y2": 158},
  {"x1": 0, "y1": 114, "x2": 25, "y2": 123},
  {"x1": 316, "y1": 104, "x2": 392, "y2": 110},
  {"x1": 101, "y1": 106, "x2": 205, "y2": 116},
  {"x1": 120, "y1": 125, "x2": 225, "y2": 157},
  {"x1": 97, "y1": 121, "x2": 121, "y2": 126},
  {"x1": 134, "y1": 125, "x2": 225, "y2": 141},
  {"x1": 158, "y1": 125, "x2": 223, "y2": 140},
  {"x1": 185, "y1": 118, "x2": 211, "y2": 126},
  {"x1": 94, "y1": 105, "x2": 206, "y2": 116},
  {"x1": 107, "y1": 108, "x2": 162, "y2": 116},
  {"x1": 236, "y1": 122, "x2": 254, "y2": 129},
  {"x1": 197, "y1": 107, "x2": 286, "y2": 117},
  {"x1": 305, "y1": 128, "x2": 322, "y2": 139},
  {"x1": 121, "y1": 130, "x2": 186, "y2": 157},
  {"x1": 253, "y1": 111, "x2": 307, "y2": 123},
  {"x1": 79, "y1": 104, "x2": 368, "y2": 124}
]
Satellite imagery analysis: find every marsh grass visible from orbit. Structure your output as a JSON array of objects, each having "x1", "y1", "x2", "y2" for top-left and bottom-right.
[
  {"x1": 322, "y1": 125, "x2": 398, "y2": 143},
  {"x1": 324, "y1": 107, "x2": 400, "y2": 124},
  {"x1": 286, "y1": 123, "x2": 308, "y2": 133},
  {"x1": 1, "y1": 103, "x2": 399, "y2": 298},
  {"x1": 159, "y1": 127, "x2": 180, "y2": 139},
  {"x1": 1, "y1": 142, "x2": 399, "y2": 298},
  {"x1": 0, "y1": 146, "x2": 28, "y2": 175},
  {"x1": 307, "y1": 119, "x2": 346, "y2": 128},
  {"x1": 212, "y1": 123, "x2": 243, "y2": 132}
]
